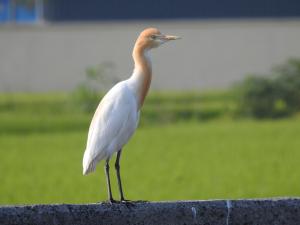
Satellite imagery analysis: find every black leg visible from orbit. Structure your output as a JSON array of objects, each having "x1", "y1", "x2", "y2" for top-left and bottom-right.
[
  {"x1": 105, "y1": 159, "x2": 115, "y2": 203},
  {"x1": 115, "y1": 150, "x2": 126, "y2": 201}
]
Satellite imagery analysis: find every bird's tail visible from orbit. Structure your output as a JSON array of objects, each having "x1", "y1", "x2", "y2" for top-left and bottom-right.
[{"x1": 82, "y1": 149, "x2": 97, "y2": 175}]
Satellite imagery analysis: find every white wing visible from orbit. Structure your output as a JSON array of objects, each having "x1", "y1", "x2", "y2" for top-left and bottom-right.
[{"x1": 82, "y1": 81, "x2": 139, "y2": 175}]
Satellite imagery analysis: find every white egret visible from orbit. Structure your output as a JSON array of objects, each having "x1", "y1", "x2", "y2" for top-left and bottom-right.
[{"x1": 82, "y1": 28, "x2": 180, "y2": 203}]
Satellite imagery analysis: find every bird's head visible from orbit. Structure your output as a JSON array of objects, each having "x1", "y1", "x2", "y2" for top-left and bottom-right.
[{"x1": 135, "y1": 28, "x2": 180, "y2": 50}]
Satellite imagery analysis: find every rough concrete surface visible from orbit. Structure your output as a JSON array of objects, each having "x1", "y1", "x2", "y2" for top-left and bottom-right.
[{"x1": 0, "y1": 198, "x2": 300, "y2": 225}]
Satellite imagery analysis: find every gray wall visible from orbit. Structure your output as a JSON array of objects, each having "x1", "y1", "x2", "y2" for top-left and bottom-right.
[
  {"x1": 1, "y1": 199, "x2": 300, "y2": 225},
  {"x1": 1, "y1": 19, "x2": 300, "y2": 92}
]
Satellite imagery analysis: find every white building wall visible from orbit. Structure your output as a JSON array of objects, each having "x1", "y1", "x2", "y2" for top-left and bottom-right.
[{"x1": 1, "y1": 19, "x2": 300, "y2": 92}]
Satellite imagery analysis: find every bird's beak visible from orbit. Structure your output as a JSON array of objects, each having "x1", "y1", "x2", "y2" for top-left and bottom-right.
[{"x1": 162, "y1": 35, "x2": 181, "y2": 41}]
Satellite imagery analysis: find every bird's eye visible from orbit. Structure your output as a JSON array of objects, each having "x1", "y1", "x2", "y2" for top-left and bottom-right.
[{"x1": 150, "y1": 35, "x2": 157, "y2": 40}]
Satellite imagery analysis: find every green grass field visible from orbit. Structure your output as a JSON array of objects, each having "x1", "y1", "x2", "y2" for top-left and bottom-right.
[
  {"x1": 1, "y1": 119, "x2": 300, "y2": 204},
  {"x1": 0, "y1": 93, "x2": 300, "y2": 204}
]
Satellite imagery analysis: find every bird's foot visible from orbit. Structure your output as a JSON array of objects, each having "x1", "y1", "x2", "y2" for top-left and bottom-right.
[
  {"x1": 133, "y1": 199, "x2": 149, "y2": 203},
  {"x1": 120, "y1": 198, "x2": 135, "y2": 207},
  {"x1": 120, "y1": 199, "x2": 149, "y2": 203},
  {"x1": 108, "y1": 198, "x2": 118, "y2": 204}
]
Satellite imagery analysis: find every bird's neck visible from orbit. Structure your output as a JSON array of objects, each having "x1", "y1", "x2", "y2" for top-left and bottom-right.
[{"x1": 130, "y1": 44, "x2": 152, "y2": 109}]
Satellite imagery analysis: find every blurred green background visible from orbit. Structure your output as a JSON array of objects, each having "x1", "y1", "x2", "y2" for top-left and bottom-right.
[{"x1": 1, "y1": 58, "x2": 300, "y2": 204}]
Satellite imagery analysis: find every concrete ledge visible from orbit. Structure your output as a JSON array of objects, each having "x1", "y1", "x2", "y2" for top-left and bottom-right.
[{"x1": 0, "y1": 198, "x2": 300, "y2": 225}]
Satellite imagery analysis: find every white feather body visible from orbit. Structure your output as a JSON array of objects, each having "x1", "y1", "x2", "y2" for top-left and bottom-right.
[{"x1": 82, "y1": 79, "x2": 140, "y2": 175}]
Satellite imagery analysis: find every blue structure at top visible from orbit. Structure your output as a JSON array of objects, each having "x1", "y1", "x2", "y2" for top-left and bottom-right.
[
  {"x1": 0, "y1": 0, "x2": 39, "y2": 23},
  {"x1": 1, "y1": 0, "x2": 300, "y2": 23},
  {"x1": 44, "y1": 0, "x2": 300, "y2": 21},
  {"x1": 0, "y1": 0, "x2": 10, "y2": 22}
]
